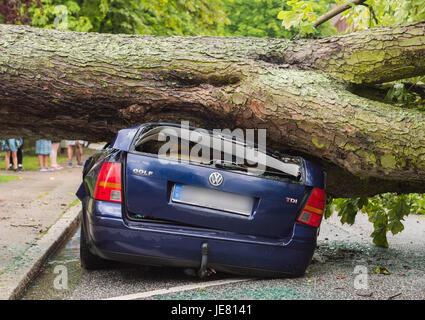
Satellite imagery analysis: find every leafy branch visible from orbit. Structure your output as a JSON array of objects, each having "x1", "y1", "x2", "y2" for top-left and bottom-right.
[{"x1": 327, "y1": 194, "x2": 415, "y2": 248}]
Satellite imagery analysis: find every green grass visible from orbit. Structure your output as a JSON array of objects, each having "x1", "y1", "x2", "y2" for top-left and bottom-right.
[
  {"x1": 0, "y1": 154, "x2": 68, "y2": 171},
  {"x1": 37, "y1": 192, "x2": 50, "y2": 199},
  {"x1": 0, "y1": 175, "x2": 20, "y2": 183},
  {"x1": 68, "y1": 198, "x2": 80, "y2": 208},
  {"x1": 22, "y1": 155, "x2": 68, "y2": 171}
]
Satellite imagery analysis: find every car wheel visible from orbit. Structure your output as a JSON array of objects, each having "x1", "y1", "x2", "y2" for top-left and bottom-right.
[{"x1": 80, "y1": 217, "x2": 111, "y2": 270}]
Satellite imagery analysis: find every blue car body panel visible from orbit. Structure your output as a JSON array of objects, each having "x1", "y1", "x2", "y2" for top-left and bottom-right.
[
  {"x1": 85, "y1": 200, "x2": 317, "y2": 276},
  {"x1": 110, "y1": 125, "x2": 140, "y2": 152},
  {"x1": 78, "y1": 123, "x2": 327, "y2": 276},
  {"x1": 304, "y1": 159, "x2": 326, "y2": 190},
  {"x1": 126, "y1": 153, "x2": 307, "y2": 239}
]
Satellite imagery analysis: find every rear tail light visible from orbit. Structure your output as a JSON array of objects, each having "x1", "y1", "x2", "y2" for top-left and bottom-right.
[
  {"x1": 94, "y1": 162, "x2": 122, "y2": 203},
  {"x1": 297, "y1": 187, "x2": 326, "y2": 228}
]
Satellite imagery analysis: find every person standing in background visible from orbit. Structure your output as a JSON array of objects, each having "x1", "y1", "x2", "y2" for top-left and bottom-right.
[
  {"x1": 50, "y1": 140, "x2": 63, "y2": 170},
  {"x1": 35, "y1": 139, "x2": 52, "y2": 172},
  {"x1": 1, "y1": 139, "x2": 19, "y2": 171},
  {"x1": 7, "y1": 138, "x2": 24, "y2": 171},
  {"x1": 67, "y1": 140, "x2": 84, "y2": 168}
]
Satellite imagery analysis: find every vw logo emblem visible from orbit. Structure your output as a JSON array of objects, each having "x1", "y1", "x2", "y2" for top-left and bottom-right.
[{"x1": 209, "y1": 172, "x2": 223, "y2": 186}]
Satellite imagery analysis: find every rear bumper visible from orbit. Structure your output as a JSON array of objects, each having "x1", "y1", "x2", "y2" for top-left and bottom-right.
[{"x1": 84, "y1": 199, "x2": 318, "y2": 277}]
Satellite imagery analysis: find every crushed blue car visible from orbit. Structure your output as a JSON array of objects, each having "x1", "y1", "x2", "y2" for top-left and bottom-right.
[{"x1": 76, "y1": 122, "x2": 326, "y2": 277}]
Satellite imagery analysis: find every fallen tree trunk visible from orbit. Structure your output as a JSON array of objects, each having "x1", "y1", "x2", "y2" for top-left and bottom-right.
[{"x1": 0, "y1": 22, "x2": 424, "y2": 197}]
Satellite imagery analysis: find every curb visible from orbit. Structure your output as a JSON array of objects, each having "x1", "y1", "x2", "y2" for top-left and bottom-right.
[{"x1": 0, "y1": 203, "x2": 82, "y2": 300}]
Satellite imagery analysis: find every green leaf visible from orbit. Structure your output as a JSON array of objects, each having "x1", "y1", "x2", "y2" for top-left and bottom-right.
[
  {"x1": 371, "y1": 228, "x2": 389, "y2": 248},
  {"x1": 338, "y1": 200, "x2": 358, "y2": 225},
  {"x1": 388, "y1": 220, "x2": 404, "y2": 235},
  {"x1": 324, "y1": 196, "x2": 334, "y2": 219},
  {"x1": 277, "y1": 10, "x2": 290, "y2": 20},
  {"x1": 299, "y1": 23, "x2": 316, "y2": 34},
  {"x1": 374, "y1": 266, "x2": 391, "y2": 275}
]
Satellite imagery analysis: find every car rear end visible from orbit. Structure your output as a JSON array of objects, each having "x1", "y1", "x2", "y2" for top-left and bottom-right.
[{"x1": 78, "y1": 123, "x2": 326, "y2": 277}]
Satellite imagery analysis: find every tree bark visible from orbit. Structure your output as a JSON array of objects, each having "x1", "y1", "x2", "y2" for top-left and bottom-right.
[{"x1": 0, "y1": 22, "x2": 424, "y2": 197}]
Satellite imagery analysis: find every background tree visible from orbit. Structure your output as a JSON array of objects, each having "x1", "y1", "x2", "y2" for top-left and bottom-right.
[
  {"x1": 220, "y1": 0, "x2": 294, "y2": 38},
  {"x1": 220, "y1": 0, "x2": 337, "y2": 38},
  {"x1": 27, "y1": 0, "x2": 229, "y2": 35},
  {"x1": 0, "y1": 0, "x2": 39, "y2": 24}
]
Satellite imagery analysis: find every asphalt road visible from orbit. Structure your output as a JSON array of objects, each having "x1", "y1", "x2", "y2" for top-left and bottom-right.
[{"x1": 21, "y1": 212, "x2": 425, "y2": 300}]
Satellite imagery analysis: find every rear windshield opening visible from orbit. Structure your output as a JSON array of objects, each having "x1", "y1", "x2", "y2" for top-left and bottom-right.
[{"x1": 133, "y1": 125, "x2": 302, "y2": 181}]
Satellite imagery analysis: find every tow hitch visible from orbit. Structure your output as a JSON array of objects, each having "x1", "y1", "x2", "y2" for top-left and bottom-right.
[{"x1": 198, "y1": 243, "x2": 211, "y2": 278}]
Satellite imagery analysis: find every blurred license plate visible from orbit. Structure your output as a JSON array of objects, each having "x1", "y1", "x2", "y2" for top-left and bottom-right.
[{"x1": 171, "y1": 184, "x2": 254, "y2": 216}]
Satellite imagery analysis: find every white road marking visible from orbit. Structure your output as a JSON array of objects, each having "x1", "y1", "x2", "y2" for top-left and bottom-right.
[{"x1": 103, "y1": 277, "x2": 253, "y2": 300}]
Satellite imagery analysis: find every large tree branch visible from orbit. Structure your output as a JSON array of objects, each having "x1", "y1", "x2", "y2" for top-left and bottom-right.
[
  {"x1": 1, "y1": 23, "x2": 425, "y2": 197},
  {"x1": 272, "y1": 20, "x2": 425, "y2": 84}
]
